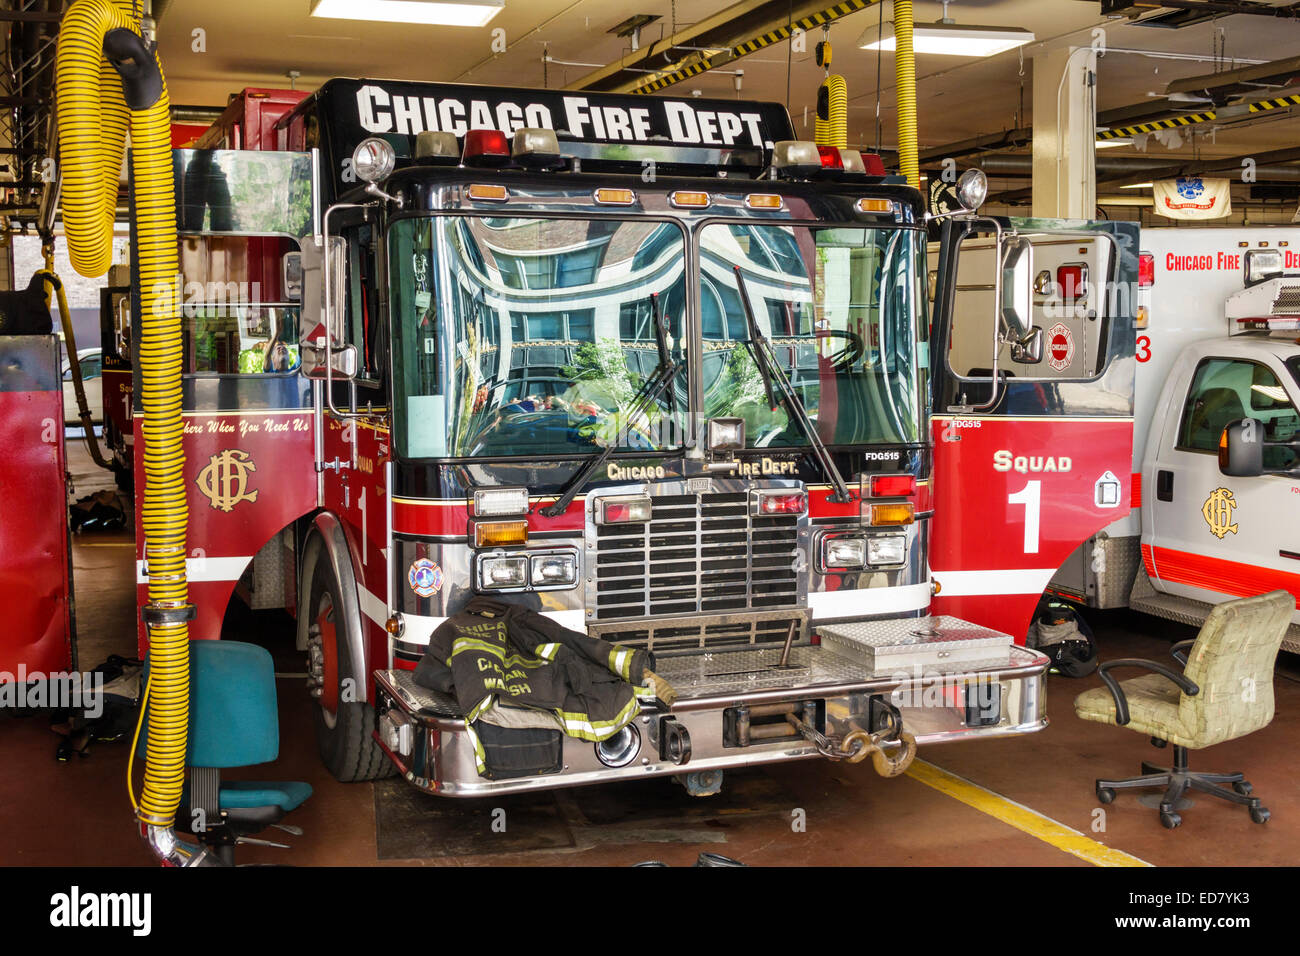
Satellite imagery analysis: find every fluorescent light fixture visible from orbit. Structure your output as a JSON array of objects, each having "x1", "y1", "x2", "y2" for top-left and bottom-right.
[
  {"x1": 1096, "y1": 137, "x2": 1134, "y2": 149},
  {"x1": 858, "y1": 21, "x2": 1034, "y2": 57},
  {"x1": 310, "y1": 0, "x2": 504, "y2": 27},
  {"x1": 1120, "y1": 182, "x2": 1154, "y2": 189}
]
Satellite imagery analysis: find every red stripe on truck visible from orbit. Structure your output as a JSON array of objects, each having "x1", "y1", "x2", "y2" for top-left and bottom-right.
[{"x1": 1143, "y1": 544, "x2": 1300, "y2": 607}]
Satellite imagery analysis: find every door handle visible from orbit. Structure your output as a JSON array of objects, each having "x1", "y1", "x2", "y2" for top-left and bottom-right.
[{"x1": 1156, "y1": 470, "x2": 1174, "y2": 502}]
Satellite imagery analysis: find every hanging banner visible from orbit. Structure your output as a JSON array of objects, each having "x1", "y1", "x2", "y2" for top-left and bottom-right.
[{"x1": 1153, "y1": 177, "x2": 1232, "y2": 220}]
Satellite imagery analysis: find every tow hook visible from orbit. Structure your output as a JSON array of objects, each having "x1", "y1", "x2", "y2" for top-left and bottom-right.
[
  {"x1": 658, "y1": 717, "x2": 692, "y2": 765},
  {"x1": 784, "y1": 713, "x2": 917, "y2": 777}
]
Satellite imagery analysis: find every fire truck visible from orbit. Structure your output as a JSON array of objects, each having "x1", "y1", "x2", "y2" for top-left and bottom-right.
[
  {"x1": 120, "y1": 78, "x2": 1137, "y2": 795},
  {"x1": 1031, "y1": 227, "x2": 1299, "y2": 652}
]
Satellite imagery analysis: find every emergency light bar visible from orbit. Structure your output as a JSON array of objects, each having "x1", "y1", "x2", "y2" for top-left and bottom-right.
[
  {"x1": 414, "y1": 130, "x2": 459, "y2": 161},
  {"x1": 1234, "y1": 316, "x2": 1300, "y2": 332},
  {"x1": 462, "y1": 129, "x2": 511, "y2": 167},
  {"x1": 512, "y1": 128, "x2": 561, "y2": 169}
]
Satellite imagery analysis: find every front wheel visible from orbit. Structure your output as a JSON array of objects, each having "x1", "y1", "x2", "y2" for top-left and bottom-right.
[{"x1": 303, "y1": 537, "x2": 394, "y2": 782}]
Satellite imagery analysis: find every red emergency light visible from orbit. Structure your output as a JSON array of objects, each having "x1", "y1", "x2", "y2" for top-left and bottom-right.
[
  {"x1": 462, "y1": 129, "x2": 512, "y2": 167},
  {"x1": 753, "y1": 490, "x2": 807, "y2": 516},
  {"x1": 817, "y1": 145, "x2": 844, "y2": 170},
  {"x1": 1138, "y1": 253, "x2": 1154, "y2": 289},
  {"x1": 1057, "y1": 263, "x2": 1088, "y2": 301},
  {"x1": 860, "y1": 152, "x2": 887, "y2": 176}
]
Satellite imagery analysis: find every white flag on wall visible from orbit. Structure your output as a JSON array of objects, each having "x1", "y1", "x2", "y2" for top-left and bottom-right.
[{"x1": 1153, "y1": 177, "x2": 1232, "y2": 220}]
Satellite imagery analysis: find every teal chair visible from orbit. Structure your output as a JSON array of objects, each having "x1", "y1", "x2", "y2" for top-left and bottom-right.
[{"x1": 143, "y1": 641, "x2": 311, "y2": 864}]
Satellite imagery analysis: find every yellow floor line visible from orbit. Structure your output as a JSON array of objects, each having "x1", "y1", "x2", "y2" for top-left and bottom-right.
[{"x1": 906, "y1": 758, "x2": 1152, "y2": 868}]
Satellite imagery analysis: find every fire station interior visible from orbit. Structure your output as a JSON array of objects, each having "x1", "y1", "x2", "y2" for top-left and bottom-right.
[{"x1": 7, "y1": 0, "x2": 1300, "y2": 894}]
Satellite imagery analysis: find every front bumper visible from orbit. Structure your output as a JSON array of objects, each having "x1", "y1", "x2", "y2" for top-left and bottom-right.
[{"x1": 372, "y1": 640, "x2": 1050, "y2": 797}]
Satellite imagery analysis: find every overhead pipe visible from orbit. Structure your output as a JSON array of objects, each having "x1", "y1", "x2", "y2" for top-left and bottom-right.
[{"x1": 56, "y1": 0, "x2": 214, "y2": 866}]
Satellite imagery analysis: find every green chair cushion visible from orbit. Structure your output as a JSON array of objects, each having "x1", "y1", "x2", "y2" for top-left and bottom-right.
[{"x1": 219, "y1": 780, "x2": 312, "y2": 812}]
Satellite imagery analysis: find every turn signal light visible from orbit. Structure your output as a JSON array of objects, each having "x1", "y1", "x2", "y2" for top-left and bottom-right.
[
  {"x1": 467, "y1": 183, "x2": 509, "y2": 202},
  {"x1": 856, "y1": 198, "x2": 892, "y2": 213},
  {"x1": 1135, "y1": 305, "x2": 1149, "y2": 330},
  {"x1": 869, "y1": 503, "x2": 915, "y2": 526},
  {"x1": 669, "y1": 190, "x2": 710, "y2": 208},
  {"x1": 473, "y1": 519, "x2": 528, "y2": 548},
  {"x1": 869, "y1": 474, "x2": 917, "y2": 498},
  {"x1": 745, "y1": 193, "x2": 783, "y2": 210},
  {"x1": 594, "y1": 187, "x2": 636, "y2": 205}
]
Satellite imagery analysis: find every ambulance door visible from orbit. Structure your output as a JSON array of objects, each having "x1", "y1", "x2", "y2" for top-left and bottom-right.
[
  {"x1": 1143, "y1": 348, "x2": 1300, "y2": 624},
  {"x1": 928, "y1": 218, "x2": 1138, "y2": 640}
]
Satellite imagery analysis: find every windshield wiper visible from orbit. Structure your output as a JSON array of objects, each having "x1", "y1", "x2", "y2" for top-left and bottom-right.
[
  {"x1": 539, "y1": 293, "x2": 678, "y2": 518},
  {"x1": 732, "y1": 266, "x2": 854, "y2": 504}
]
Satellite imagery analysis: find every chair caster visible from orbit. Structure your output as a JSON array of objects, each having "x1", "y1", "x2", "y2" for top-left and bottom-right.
[
  {"x1": 1096, "y1": 786, "x2": 1115, "y2": 805},
  {"x1": 1149, "y1": 737, "x2": 1167, "y2": 748},
  {"x1": 1250, "y1": 806, "x2": 1270, "y2": 825},
  {"x1": 1232, "y1": 781, "x2": 1253, "y2": 796},
  {"x1": 1160, "y1": 810, "x2": 1182, "y2": 829}
]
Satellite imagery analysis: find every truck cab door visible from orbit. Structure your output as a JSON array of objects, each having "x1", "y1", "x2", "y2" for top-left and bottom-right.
[
  {"x1": 928, "y1": 217, "x2": 1139, "y2": 640},
  {"x1": 1143, "y1": 348, "x2": 1300, "y2": 627}
]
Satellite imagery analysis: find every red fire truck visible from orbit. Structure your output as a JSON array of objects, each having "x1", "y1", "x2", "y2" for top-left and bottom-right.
[{"x1": 117, "y1": 79, "x2": 1137, "y2": 795}]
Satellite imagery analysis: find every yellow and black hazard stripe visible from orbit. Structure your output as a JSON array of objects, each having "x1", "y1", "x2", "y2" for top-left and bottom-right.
[
  {"x1": 1097, "y1": 92, "x2": 1300, "y2": 141},
  {"x1": 633, "y1": 0, "x2": 876, "y2": 95}
]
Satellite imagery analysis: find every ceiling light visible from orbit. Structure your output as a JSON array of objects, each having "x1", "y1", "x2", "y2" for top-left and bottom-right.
[
  {"x1": 310, "y1": 0, "x2": 504, "y2": 27},
  {"x1": 1096, "y1": 137, "x2": 1134, "y2": 149},
  {"x1": 858, "y1": 21, "x2": 1034, "y2": 57},
  {"x1": 1120, "y1": 182, "x2": 1154, "y2": 189}
]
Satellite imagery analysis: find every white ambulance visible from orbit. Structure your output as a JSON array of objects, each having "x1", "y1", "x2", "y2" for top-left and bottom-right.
[{"x1": 1048, "y1": 227, "x2": 1300, "y2": 652}]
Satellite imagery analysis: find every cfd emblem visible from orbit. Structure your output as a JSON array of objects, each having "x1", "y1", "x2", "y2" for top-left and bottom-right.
[
  {"x1": 196, "y1": 449, "x2": 259, "y2": 513},
  {"x1": 1201, "y1": 487, "x2": 1239, "y2": 539},
  {"x1": 408, "y1": 558, "x2": 444, "y2": 598}
]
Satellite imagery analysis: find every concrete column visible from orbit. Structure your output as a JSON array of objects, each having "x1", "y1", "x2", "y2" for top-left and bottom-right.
[{"x1": 1032, "y1": 46, "x2": 1098, "y2": 219}]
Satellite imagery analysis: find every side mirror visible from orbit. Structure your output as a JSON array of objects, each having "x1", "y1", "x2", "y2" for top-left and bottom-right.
[
  {"x1": 1010, "y1": 327, "x2": 1044, "y2": 364},
  {"x1": 1219, "y1": 418, "x2": 1300, "y2": 477},
  {"x1": 1000, "y1": 236, "x2": 1034, "y2": 340},
  {"x1": 299, "y1": 235, "x2": 346, "y2": 348},
  {"x1": 301, "y1": 341, "x2": 358, "y2": 381}
]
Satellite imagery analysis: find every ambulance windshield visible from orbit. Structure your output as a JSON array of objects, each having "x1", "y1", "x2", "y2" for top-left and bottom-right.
[
  {"x1": 389, "y1": 215, "x2": 689, "y2": 459},
  {"x1": 698, "y1": 222, "x2": 926, "y2": 448}
]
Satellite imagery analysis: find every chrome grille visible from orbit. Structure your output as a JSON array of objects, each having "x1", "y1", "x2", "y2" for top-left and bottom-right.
[
  {"x1": 590, "y1": 610, "x2": 808, "y2": 656},
  {"x1": 592, "y1": 490, "x2": 802, "y2": 620}
]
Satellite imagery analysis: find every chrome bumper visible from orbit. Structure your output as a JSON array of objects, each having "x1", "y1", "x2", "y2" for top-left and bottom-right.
[{"x1": 372, "y1": 642, "x2": 1050, "y2": 797}]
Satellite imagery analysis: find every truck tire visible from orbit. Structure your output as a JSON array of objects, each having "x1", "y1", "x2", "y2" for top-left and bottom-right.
[{"x1": 304, "y1": 540, "x2": 395, "y2": 782}]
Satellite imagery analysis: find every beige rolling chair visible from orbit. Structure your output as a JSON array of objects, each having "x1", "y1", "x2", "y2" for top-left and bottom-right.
[{"x1": 1074, "y1": 590, "x2": 1293, "y2": 829}]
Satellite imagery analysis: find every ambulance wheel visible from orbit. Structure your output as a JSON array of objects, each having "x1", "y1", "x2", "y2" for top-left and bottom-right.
[{"x1": 304, "y1": 541, "x2": 394, "y2": 783}]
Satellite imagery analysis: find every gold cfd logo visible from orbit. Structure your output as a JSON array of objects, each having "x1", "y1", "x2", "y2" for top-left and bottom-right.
[
  {"x1": 197, "y1": 449, "x2": 259, "y2": 513},
  {"x1": 1201, "y1": 487, "x2": 1239, "y2": 540}
]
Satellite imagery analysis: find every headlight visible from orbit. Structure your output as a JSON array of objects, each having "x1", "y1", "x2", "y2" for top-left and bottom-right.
[
  {"x1": 473, "y1": 486, "x2": 529, "y2": 517},
  {"x1": 823, "y1": 536, "x2": 867, "y2": 569},
  {"x1": 480, "y1": 555, "x2": 528, "y2": 589},
  {"x1": 531, "y1": 553, "x2": 577, "y2": 587},
  {"x1": 708, "y1": 417, "x2": 746, "y2": 452},
  {"x1": 866, "y1": 534, "x2": 907, "y2": 567},
  {"x1": 351, "y1": 136, "x2": 396, "y2": 184}
]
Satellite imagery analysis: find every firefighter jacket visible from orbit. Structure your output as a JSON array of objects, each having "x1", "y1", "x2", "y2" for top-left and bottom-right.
[{"x1": 413, "y1": 597, "x2": 658, "y2": 773}]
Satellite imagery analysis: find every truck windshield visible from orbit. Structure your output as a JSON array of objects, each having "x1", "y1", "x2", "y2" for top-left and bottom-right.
[
  {"x1": 389, "y1": 215, "x2": 688, "y2": 459},
  {"x1": 698, "y1": 222, "x2": 925, "y2": 447}
]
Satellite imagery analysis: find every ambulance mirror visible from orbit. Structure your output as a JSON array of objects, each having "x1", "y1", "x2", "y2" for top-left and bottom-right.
[
  {"x1": 1000, "y1": 236, "x2": 1034, "y2": 339},
  {"x1": 282, "y1": 251, "x2": 303, "y2": 301},
  {"x1": 1011, "y1": 327, "x2": 1044, "y2": 365},
  {"x1": 301, "y1": 342, "x2": 358, "y2": 381},
  {"x1": 1219, "y1": 419, "x2": 1263, "y2": 477}
]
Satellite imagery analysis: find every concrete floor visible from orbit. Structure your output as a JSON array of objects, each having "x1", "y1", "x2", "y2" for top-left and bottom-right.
[{"x1": 3, "y1": 439, "x2": 1297, "y2": 867}]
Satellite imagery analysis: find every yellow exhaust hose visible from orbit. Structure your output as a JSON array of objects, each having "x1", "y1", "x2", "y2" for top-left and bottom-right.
[
  {"x1": 893, "y1": 0, "x2": 920, "y2": 189},
  {"x1": 56, "y1": 0, "x2": 193, "y2": 842},
  {"x1": 814, "y1": 74, "x2": 847, "y2": 150}
]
